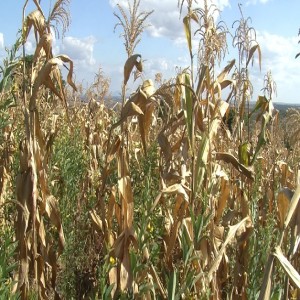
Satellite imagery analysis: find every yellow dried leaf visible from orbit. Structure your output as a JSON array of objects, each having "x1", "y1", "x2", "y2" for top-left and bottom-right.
[
  {"x1": 183, "y1": 15, "x2": 192, "y2": 56},
  {"x1": 246, "y1": 44, "x2": 261, "y2": 70},
  {"x1": 277, "y1": 188, "x2": 293, "y2": 229},
  {"x1": 24, "y1": 10, "x2": 46, "y2": 42},
  {"x1": 33, "y1": 32, "x2": 53, "y2": 61},
  {"x1": 162, "y1": 183, "x2": 189, "y2": 203},
  {"x1": 274, "y1": 246, "x2": 300, "y2": 289},
  {"x1": 207, "y1": 217, "x2": 250, "y2": 283},
  {"x1": 215, "y1": 152, "x2": 254, "y2": 181},
  {"x1": 89, "y1": 209, "x2": 103, "y2": 233},
  {"x1": 124, "y1": 54, "x2": 142, "y2": 85},
  {"x1": 284, "y1": 171, "x2": 300, "y2": 229}
]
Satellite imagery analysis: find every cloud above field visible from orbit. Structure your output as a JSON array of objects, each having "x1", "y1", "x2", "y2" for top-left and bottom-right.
[
  {"x1": 246, "y1": 0, "x2": 271, "y2": 5},
  {"x1": 109, "y1": 0, "x2": 230, "y2": 42},
  {"x1": 60, "y1": 36, "x2": 99, "y2": 84},
  {"x1": 254, "y1": 31, "x2": 300, "y2": 101},
  {"x1": 0, "y1": 33, "x2": 4, "y2": 49},
  {"x1": 61, "y1": 36, "x2": 97, "y2": 66}
]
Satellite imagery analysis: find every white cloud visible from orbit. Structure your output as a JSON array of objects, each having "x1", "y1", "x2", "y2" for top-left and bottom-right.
[
  {"x1": 109, "y1": 0, "x2": 230, "y2": 43},
  {"x1": 61, "y1": 36, "x2": 97, "y2": 66},
  {"x1": 246, "y1": 0, "x2": 271, "y2": 6},
  {"x1": 143, "y1": 57, "x2": 170, "y2": 78},
  {"x1": 59, "y1": 36, "x2": 99, "y2": 85},
  {"x1": 0, "y1": 33, "x2": 4, "y2": 49},
  {"x1": 255, "y1": 31, "x2": 300, "y2": 102}
]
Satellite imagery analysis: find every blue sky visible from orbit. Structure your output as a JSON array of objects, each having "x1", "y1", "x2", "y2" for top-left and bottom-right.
[{"x1": 0, "y1": 0, "x2": 300, "y2": 103}]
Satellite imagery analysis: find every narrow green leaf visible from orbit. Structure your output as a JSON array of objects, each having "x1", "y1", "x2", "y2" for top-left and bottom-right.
[{"x1": 168, "y1": 271, "x2": 177, "y2": 300}]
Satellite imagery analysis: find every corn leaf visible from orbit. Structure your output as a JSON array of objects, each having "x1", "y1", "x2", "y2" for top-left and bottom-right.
[
  {"x1": 215, "y1": 152, "x2": 254, "y2": 181},
  {"x1": 284, "y1": 171, "x2": 300, "y2": 229},
  {"x1": 246, "y1": 44, "x2": 261, "y2": 70},
  {"x1": 124, "y1": 54, "x2": 142, "y2": 85},
  {"x1": 207, "y1": 217, "x2": 250, "y2": 283},
  {"x1": 277, "y1": 188, "x2": 293, "y2": 229},
  {"x1": 183, "y1": 15, "x2": 192, "y2": 57},
  {"x1": 183, "y1": 73, "x2": 193, "y2": 145},
  {"x1": 274, "y1": 246, "x2": 300, "y2": 289},
  {"x1": 258, "y1": 255, "x2": 275, "y2": 300}
]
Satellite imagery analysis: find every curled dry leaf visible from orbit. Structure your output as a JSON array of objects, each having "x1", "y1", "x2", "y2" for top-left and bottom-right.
[
  {"x1": 57, "y1": 54, "x2": 77, "y2": 92},
  {"x1": 124, "y1": 54, "x2": 142, "y2": 85},
  {"x1": 246, "y1": 44, "x2": 262, "y2": 71},
  {"x1": 207, "y1": 217, "x2": 251, "y2": 283},
  {"x1": 24, "y1": 10, "x2": 46, "y2": 43},
  {"x1": 162, "y1": 183, "x2": 189, "y2": 203},
  {"x1": 33, "y1": 32, "x2": 53, "y2": 62},
  {"x1": 30, "y1": 55, "x2": 77, "y2": 111},
  {"x1": 215, "y1": 152, "x2": 254, "y2": 181}
]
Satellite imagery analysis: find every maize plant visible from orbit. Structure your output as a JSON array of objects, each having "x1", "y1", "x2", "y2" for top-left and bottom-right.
[{"x1": 0, "y1": 0, "x2": 299, "y2": 299}]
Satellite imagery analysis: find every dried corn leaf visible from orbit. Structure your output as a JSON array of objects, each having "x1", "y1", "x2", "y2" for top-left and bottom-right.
[
  {"x1": 215, "y1": 177, "x2": 230, "y2": 223},
  {"x1": 33, "y1": 32, "x2": 53, "y2": 61},
  {"x1": 162, "y1": 183, "x2": 189, "y2": 203},
  {"x1": 107, "y1": 136, "x2": 121, "y2": 163},
  {"x1": 183, "y1": 15, "x2": 192, "y2": 56},
  {"x1": 57, "y1": 54, "x2": 77, "y2": 92},
  {"x1": 183, "y1": 73, "x2": 193, "y2": 145},
  {"x1": 277, "y1": 188, "x2": 293, "y2": 229},
  {"x1": 44, "y1": 195, "x2": 65, "y2": 253},
  {"x1": 138, "y1": 102, "x2": 155, "y2": 155},
  {"x1": 113, "y1": 102, "x2": 143, "y2": 129},
  {"x1": 216, "y1": 59, "x2": 235, "y2": 84},
  {"x1": 166, "y1": 219, "x2": 181, "y2": 258},
  {"x1": 284, "y1": 171, "x2": 300, "y2": 229},
  {"x1": 118, "y1": 175, "x2": 134, "y2": 227},
  {"x1": 113, "y1": 229, "x2": 136, "y2": 291},
  {"x1": 158, "y1": 132, "x2": 172, "y2": 164},
  {"x1": 195, "y1": 118, "x2": 221, "y2": 192},
  {"x1": 217, "y1": 99, "x2": 229, "y2": 118},
  {"x1": 24, "y1": 10, "x2": 46, "y2": 42},
  {"x1": 174, "y1": 74, "x2": 183, "y2": 111},
  {"x1": 120, "y1": 246, "x2": 132, "y2": 291},
  {"x1": 30, "y1": 55, "x2": 76, "y2": 111},
  {"x1": 215, "y1": 152, "x2": 254, "y2": 181},
  {"x1": 149, "y1": 264, "x2": 167, "y2": 298},
  {"x1": 278, "y1": 161, "x2": 294, "y2": 188},
  {"x1": 207, "y1": 217, "x2": 250, "y2": 283},
  {"x1": 89, "y1": 209, "x2": 103, "y2": 233},
  {"x1": 258, "y1": 254, "x2": 275, "y2": 300},
  {"x1": 150, "y1": 192, "x2": 163, "y2": 213},
  {"x1": 274, "y1": 246, "x2": 300, "y2": 289},
  {"x1": 246, "y1": 44, "x2": 261, "y2": 70},
  {"x1": 124, "y1": 54, "x2": 142, "y2": 85}
]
